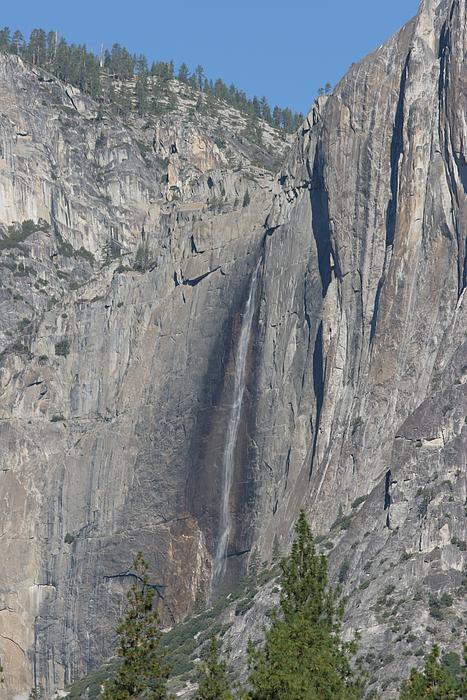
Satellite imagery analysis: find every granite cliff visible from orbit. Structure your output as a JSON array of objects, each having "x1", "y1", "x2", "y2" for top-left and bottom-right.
[{"x1": 0, "y1": 0, "x2": 465, "y2": 698}]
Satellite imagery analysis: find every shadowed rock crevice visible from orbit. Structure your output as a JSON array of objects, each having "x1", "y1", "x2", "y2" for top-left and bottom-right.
[
  {"x1": 385, "y1": 52, "x2": 409, "y2": 249},
  {"x1": 310, "y1": 321, "x2": 325, "y2": 477},
  {"x1": 308, "y1": 146, "x2": 332, "y2": 298}
]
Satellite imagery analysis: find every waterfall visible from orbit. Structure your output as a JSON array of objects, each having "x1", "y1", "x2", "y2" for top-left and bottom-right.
[{"x1": 212, "y1": 258, "x2": 262, "y2": 589}]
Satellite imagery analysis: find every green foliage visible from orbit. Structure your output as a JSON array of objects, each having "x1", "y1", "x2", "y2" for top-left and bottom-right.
[
  {"x1": 0, "y1": 26, "x2": 303, "y2": 133},
  {"x1": 429, "y1": 593, "x2": 453, "y2": 621},
  {"x1": 351, "y1": 416, "x2": 364, "y2": 435},
  {"x1": 399, "y1": 645, "x2": 465, "y2": 699},
  {"x1": 57, "y1": 237, "x2": 75, "y2": 257},
  {"x1": 451, "y1": 537, "x2": 466, "y2": 551},
  {"x1": 75, "y1": 246, "x2": 95, "y2": 264},
  {"x1": 338, "y1": 560, "x2": 350, "y2": 584},
  {"x1": 331, "y1": 505, "x2": 352, "y2": 532},
  {"x1": 442, "y1": 651, "x2": 462, "y2": 684},
  {"x1": 417, "y1": 488, "x2": 432, "y2": 517},
  {"x1": 134, "y1": 242, "x2": 151, "y2": 272},
  {"x1": 54, "y1": 338, "x2": 70, "y2": 357},
  {"x1": 400, "y1": 550, "x2": 413, "y2": 562},
  {"x1": 0, "y1": 218, "x2": 49, "y2": 250},
  {"x1": 195, "y1": 637, "x2": 233, "y2": 700},
  {"x1": 135, "y1": 68, "x2": 149, "y2": 116},
  {"x1": 242, "y1": 114, "x2": 263, "y2": 146},
  {"x1": 102, "y1": 552, "x2": 170, "y2": 699},
  {"x1": 246, "y1": 511, "x2": 364, "y2": 700},
  {"x1": 351, "y1": 495, "x2": 367, "y2": 509}
]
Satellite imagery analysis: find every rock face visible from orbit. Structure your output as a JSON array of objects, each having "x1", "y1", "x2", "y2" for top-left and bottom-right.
[{"x1": 0, "y1": 0, "x2": 465, "y2": 698}]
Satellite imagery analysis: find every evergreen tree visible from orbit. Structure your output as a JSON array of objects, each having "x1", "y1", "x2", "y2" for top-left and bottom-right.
[
  {"x1": 114, "y1": 84, "x2": 132, "y2": 118},
  {"x1": 102, "y1": 552, "x2": 170, "y2": 700},
  {"x1": 194, "y1": 64, "x2": 205, "y2": 90},
  {"x1": 54, "y1": 39, "x2": 70, "y2": 81},
  {"x1": 178, "y1": 63, "x2": 189, "y2": 82},
  {"x1": 108, "y1": 42, "x2": 134, "y2": 79},
  {"x1": 0, "y1": 27, "x2": 303, "y2": 134},
  {"x1": 135, "y1": 69, "x2": 148, "y2": 116},
  {"x1": 196, "y1": 637, "x2": 233, "y2": 700},
  {"x1": 271, "y1": 534, "x2": 281, "y2": 564},
  {"x1": 196, "y1": 94, "x2": 206, "y2": 115},
  {"x1": 27, "y1": 29, "x2": 47, "y2": 65},
  {"x1": 46, "y1": 31, "x2": 57, "y2": 63},
  {"x1": 399, "y1": 645, "x2": 465, "y2": 699},
  {"x1": 246, "y1": 511, "x2": 363, "y2": 700},
  {"x1": 134, "y1": 241, "x2": 151, "y2": 271},
  {"x1": 272, "y1": 106, "x2": 282, "y2": 129},
  {"x1": 0, "y1": 27, "x2": 10, "y2": 52},
  {"x1": 11, "y1": 29, "x2": 25, "y2": 55},
  {"x1": 260, "y1": 96, "x2": 271, "y2": 123}
]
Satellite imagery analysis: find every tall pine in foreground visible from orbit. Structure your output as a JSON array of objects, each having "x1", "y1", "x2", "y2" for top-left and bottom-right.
[
  {"x1": 399, "y1": 644, "x2": 465, "y2": 699},
  {"x1": 247, "y1": 511, "x2": 363, "y2": 700},
  {"x1": 102, "y1": 552, "x2": 170, "y2": 700},
  {"x1": 195, "y1": 636, "x2": 233, "y2": 700}
]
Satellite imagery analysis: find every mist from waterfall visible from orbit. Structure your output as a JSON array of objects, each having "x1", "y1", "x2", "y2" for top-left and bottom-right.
[{"x1": 211, "y1": 258, "x2": 262, "y2": 589}]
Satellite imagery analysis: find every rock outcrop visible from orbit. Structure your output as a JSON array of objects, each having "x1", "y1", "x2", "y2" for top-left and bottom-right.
[{"x1": 0, "y1": 0, "x2": 465, "y2": 698}]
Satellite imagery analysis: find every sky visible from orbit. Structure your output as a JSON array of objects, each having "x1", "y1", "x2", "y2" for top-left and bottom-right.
[{"x1": 2, "y1": 0, "x2": 420, "y2": 115}]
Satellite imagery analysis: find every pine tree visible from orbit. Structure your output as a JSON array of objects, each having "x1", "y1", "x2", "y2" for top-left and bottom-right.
[
  {"x1": 11, "y1": 30, "x2": 25, "y2": 55},
  {"x1": 178, "y1": 63, "x2": 189, "y2": 82},
  {"x1": 196, "y1": 637, "x2": 233, "y2": 700},
  {"x1": 246, "y1": 511, "x2": 363, "y2": 700},
  {"x1": 134, "y1": 241, "x2": 150, "y2": 271},
  {"x1": 194, "y1": 64, "x2": 205, "y2": 90},
  {"x1": 399, "y1": 645, "x2": 465, "y2": 699},
  {"x1": 135, "y1": 70, "x2": 148, "y2": 116},
  {"x1": 102, "y1": 552, "x2": 170, "y2": 700},
  {"x1": 271, "y1": 534, "x2": 281, "y2": 564},
  {"x1": 0, "y1": 27, "x2": 10, "y2": 52}
]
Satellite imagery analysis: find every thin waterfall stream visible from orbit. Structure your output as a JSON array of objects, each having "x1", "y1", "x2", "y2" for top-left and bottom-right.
[{"x1": 211, "y1": 258, "x2": 262, "y2": 589}]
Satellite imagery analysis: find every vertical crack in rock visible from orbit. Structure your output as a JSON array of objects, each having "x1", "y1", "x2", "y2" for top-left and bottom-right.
[
  {"x1": 309, "y1": 321, "x2": 325, "y2": 477},
  {"x1": 384, "y1": 469, "x2": 392, "y2": 528},
  {"x1": 370, "y1": 51, "x2": 410, "y2": 341},
  {"x1": 385, "y1": 52, "x2": 409, "y2": 249},
  {"x1": 309, "y1": 148, "x2": 332, "y2": 298}
]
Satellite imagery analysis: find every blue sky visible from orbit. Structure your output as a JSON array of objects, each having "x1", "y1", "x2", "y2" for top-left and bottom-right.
[{"x1": 2, "y1": 0, "x2": 419, "y2": 114}]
